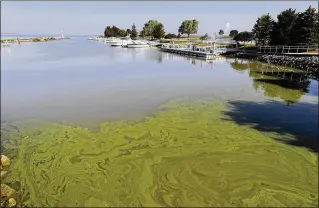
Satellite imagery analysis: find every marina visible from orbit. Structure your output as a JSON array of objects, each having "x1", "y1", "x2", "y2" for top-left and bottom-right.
[{"x1": 160, "y1": 42, "x2": 232, "y2": 59}]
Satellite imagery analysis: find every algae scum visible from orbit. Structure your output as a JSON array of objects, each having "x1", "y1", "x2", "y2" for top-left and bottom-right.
[{"x1": 1, "y1": 98, "x2": 318, "y2": 207}]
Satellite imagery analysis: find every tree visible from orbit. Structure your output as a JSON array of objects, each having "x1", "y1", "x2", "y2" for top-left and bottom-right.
[
  {"x1": 218, "y1": 29, "x2": 224, "y2": 36},
  {"x1": 118, "y1": 29, "x2": 126, "y2": 37},
  {"x1": 178, "y1": 22, "x2": 185, "y2": 37},
  {"x1": 290, "y1": 6, "x2": 317, "y2": 45},
  {"x1": 178, "y1": 19, "x2": 199, "y2": 38},
  {"x1": 141, "y1": 20, "x2": 160, "y2": 38},
  {"x1": 233, "y1": 31, "x2": 254, "y2": 42},
  {"x1": 252, "y1": 14, "x2": 275, "y2": 46},
  {"x1": 131, "y1": 23, "x2": 138, "y2": 39},
  {"x1": 191, "y1": 19, "x2": 199, "y2": 36},
  {"x1": 152, "y1": 23, "x2": 165, "y2": 39},
  {"x1": 270, "y1": 8, "x2": 298, "y2": 45},
  {"x1": 229, "y1": 30, "x2": 239, "y2": 37},
  {"x1": 139, "y1": 30, "x2": 145, "y2": 38},
  {"x1": 165, "y1": 33, "x2": 177, "y2": 39},
  {"x1": 311, "y1": 12, "x2": 319, "y2": 44},
  {"x1": 125, "y1": 29, "x2": 132, "y2": 36},
  {"x1": 104, "y1": 26, "x2": 113, "y2": 37},
  {"x1": 104, "y1": 25, "x2": 129, "y2": 37},
  {"x1": 110, "y1": 26, "x2": 117, "y2": 37}
]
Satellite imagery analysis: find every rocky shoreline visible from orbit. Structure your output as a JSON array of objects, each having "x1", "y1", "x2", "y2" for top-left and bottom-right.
[
  {"x1": 255, "y1": 54, "x2": 319, "y2": 72},
  {"x1": 1, "y1": 36, "x2": 69, "y2": 44},
  {"x1": 223, "y1": 52, "x2": 319, "y2": 75},
  {"x1": 1, "y1": 155, "x2": 17, "y2": 207}
]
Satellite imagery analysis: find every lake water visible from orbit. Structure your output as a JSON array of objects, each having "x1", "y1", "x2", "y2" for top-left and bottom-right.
[{"x1": 1, "y1": 37, "x2": 318, "y2": 207}]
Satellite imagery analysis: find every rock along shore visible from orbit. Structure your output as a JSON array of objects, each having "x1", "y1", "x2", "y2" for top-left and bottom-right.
[
  {"x1": 1, "y1": 155, "x2": 17, "y2": 208},
  {"x1": 1, "y1": 36, "x2": 69, "y2": 44},
  {"x1": 223, "y1": 52, "x2": 319, "y2": 75}
]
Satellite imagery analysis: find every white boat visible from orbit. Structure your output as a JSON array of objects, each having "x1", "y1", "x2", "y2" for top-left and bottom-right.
[
  {"x1": 109, "y1": 37, "x2": 133, "y2": 47},
  {"x1": 127, "y1": 40, "x2": 150, "y2": 48},
  {"x1": 147, "y1": 41, "x2": 160, "y2": 47}
]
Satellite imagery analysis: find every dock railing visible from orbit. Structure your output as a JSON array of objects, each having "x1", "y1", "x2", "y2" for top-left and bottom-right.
[{"x1": 259, "y1": 45, "x2": 318, "y2": 54}]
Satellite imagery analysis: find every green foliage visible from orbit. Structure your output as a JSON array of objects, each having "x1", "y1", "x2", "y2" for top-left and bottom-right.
[
  {"x1": 104, "y1": 25, "x2": 127, "y2": 37},
  {"x1": 252, "y1": 14, "x2": 275, "y2": 46},
  {"x1": 139, "y1": 20, "x2": 166, "y2": 39},
  {"x1": 141, "y1": 20, "x2": 160, "y2": 38},
  {"x1": 104, "y1": 26, "x2": 112, "y2": 37},
  {"x1": 270, "y1": 8, "x2": 298, "y2": 45},
  {"x1": 229, "y1": 30, "x2": 239, "y2": 37},
  {"x1": 125, "y1": 29, "x2": 132, "y2": 36},
  {"x1": 165, "y1": 33, "x2": 177, "y2": 39},
  {"x1": 290, "y1": 6, "x2": 317, "y2": 45},
  {"x1": 153, "y1": 23, "x2": 165, "y2": 39},
  {"x1": 218, "y1": 29, "x2": 224, "y2": 36},
  {"x1": 131, "y1": 24, "x2": 138, "y2": 39},
  {"x1": 253, "y1": 6, "x2": 318, "y2": 46},
  {"x1": 178, "y1": 19, "x2": 199, "y2": 38},
  {"x1": 311, "y1": 12, "x2": 319, "y2": 44},
  {"x1": 233, "y1": 31, "x2": 254, "y2": 42}
]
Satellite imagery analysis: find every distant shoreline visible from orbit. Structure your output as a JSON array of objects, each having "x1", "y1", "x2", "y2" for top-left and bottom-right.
[{"x1": 1, "y1": 36, "x2": 69, "y2": 44}]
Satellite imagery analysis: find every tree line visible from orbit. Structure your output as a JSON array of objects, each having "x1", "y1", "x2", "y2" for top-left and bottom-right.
[
  {"x1": 104, "y1": 19, "x2": 200, "y2": 39},
  {"x1": 216, "y1": 6, "x2": 318, "y2": 46},
  {"x1": 252, "y1": 6, "x2": 318, "y2": 46},
  {"x1": 104, "y1": 6, "x2": 318, "y2": 46}
]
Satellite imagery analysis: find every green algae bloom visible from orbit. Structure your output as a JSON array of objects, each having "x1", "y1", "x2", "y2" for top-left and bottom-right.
[{"x1": 4, "y1": 99, "x2": 318, "y2": 207}]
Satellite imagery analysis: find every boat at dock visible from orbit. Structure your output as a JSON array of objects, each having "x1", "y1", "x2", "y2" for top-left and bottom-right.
[
  {"x1": 109, "y1": 36, "x2": 133, "y2": 47},
  {"x1": 126, "y1": 40, "x2": 150, "y2": 48},
  {"x1": 160, "y1": 43, "x2": 232, "y2": 59}
]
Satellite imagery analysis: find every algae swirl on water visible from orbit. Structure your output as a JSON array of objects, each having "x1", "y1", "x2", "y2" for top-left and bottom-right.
[{"x1": 3, "y1": 99, "x2": 318, "y2": 207}]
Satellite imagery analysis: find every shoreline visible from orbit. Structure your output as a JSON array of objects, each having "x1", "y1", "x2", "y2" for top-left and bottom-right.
[
  {"x1": 222, "y1": 52, "x2": 319, "y2": 76},
  {"x1": 1, "y1": 36, "x2": 69, "y2": 44}
]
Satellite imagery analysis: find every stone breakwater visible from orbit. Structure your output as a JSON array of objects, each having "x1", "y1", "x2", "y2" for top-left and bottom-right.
[
  {"x1": 256, "y1": 55, "x2": 319, "y2": 72},
  {"x1": 1, "y1": 36, "x2": 69, "y2": 44},
  {"x1": 223, "y1": 52, "x2": 319, "y2": 75}
]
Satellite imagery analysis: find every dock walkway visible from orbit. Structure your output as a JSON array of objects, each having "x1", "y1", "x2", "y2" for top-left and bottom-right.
[
  {"x1": 161, "y1": 48, "x2": 216, "y2": 59},
  {"x1": 160, "y1": 43, "x2": 229, "y2": 59}
]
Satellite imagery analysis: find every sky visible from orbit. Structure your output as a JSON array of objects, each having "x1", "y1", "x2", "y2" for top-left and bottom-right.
[{"x1": 1, "y1": 1, "x2": 317, "y2": 36}]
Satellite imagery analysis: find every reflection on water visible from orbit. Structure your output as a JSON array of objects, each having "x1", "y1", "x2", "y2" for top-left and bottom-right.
[
  {"x1": 230, "y1": 59, "x2": 317, "y2": 104},
  {"x1": 1, "y1": 45, "x2": 11, "y2": 54}
]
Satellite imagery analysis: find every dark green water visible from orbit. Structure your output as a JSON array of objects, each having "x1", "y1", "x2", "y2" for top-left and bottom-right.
[{"x1": 1, "y1": 38, "x2": 318, "y2": 207}]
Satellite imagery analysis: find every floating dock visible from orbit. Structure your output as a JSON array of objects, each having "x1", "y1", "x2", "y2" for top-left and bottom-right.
[
  {"x1": 160, "y1": 48, "x2": 217, "y2": 59},
  {"x1": 160, "y1": 43, "x2": 230, "y2": 60}
]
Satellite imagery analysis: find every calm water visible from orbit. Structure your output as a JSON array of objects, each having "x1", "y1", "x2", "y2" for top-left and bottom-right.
[
  {"x1": 1, "y1": 37, "x2": 318, "y2": 207},
  {"x1": 1, "y1": 37, "x2": 317, "y2": 125}
]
